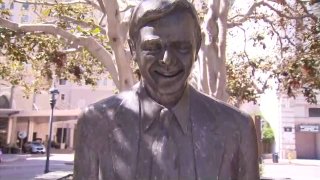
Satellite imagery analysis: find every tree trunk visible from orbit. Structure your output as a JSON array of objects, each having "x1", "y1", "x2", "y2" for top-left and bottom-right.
[
  {"x1": 104, "y1": 0, "x2": 134, "y2": 91},
  {"x1": 192, "y1": 0, "x2": 228, "y2": 101}
]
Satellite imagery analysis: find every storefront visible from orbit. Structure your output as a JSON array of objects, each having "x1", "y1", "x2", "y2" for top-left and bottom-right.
[{"x1": 295, "y1": 124, "x2": 320, "y2": 159}]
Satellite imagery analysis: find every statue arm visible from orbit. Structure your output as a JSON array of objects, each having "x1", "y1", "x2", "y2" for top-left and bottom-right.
[
  {"x1": 238, "y1": 115, "x2": 260, "y2": 180},
  {"x1": 73, "y1": 110, "x2": 100, "y2": 180}
]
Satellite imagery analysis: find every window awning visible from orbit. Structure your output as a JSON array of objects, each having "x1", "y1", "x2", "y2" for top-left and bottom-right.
[
  {"x1": 0, "y1": 109, "x2": 81, "y2": 118},
  {"x1": 0, "y1": 109, "x2": 20, "y2": 117},
  {"x1": 14, "y1": 109, "x2": 81, "y2": 117}
]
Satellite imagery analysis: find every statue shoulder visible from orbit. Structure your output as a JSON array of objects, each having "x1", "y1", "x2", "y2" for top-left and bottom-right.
[
  {"x1": 191, "y1": 87, "x2": 252, "y2": 124},
  {"x1": 79, "y1": 90, "x2": 137, "y2": 120}
]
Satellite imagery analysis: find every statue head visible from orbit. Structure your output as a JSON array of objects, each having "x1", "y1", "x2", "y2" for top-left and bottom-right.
[
  {"x1": 129, "y1": 0, "x2": 201, "y2": 52},
  {"x1": 129, "y1": 0, "x2": 202, "y2": 107}
]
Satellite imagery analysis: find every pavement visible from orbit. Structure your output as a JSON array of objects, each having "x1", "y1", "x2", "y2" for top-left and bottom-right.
[
  {"x1": 262, "y1": 159, "x2": 320, "y2": 180},
  {"x1": 0, "y1": 148, "x2": 74, "y2": 163},
  {"x1": 34, "y1": 171, "x2": 73, "y2": 180},
  {"x1": 0, "y1": 153, "x2": 31, "y2": 163},
  {"x1": 263, "y1": 158, "x2": 320, "y2": 166},
  {"x1": 1, "y1": 153, "x2": 320, "y2": 180}
]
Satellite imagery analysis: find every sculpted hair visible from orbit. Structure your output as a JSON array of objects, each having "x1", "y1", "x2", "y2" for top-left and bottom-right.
[{"x1": 129, "y1": 0, "x2": 202, "y2": 52}]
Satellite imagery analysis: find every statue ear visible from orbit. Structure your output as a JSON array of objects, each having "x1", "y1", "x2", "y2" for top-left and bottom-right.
[{"x1": 128, "y1": 39, "x2": 137, "y2": 62}]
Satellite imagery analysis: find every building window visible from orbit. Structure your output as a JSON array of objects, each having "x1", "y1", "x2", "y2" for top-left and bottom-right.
[
  {"x1": 61, "y1": 94, "x2": 65, "y2": 101},
  {"x1": 99, "y1": 78, "x2": 108, "y2": 86},
  {"x1": 0, "y1": 3, "x2": 5, "y2": 9},
  {"x1": 22, "y1": 2, "x2": 29, "y2": 10},
  {"x1": 59, "y1": 79, "x2": 67, "y2": 85},
  {"x1": 21, "y1": 15, "x2": 28, "y2": 23},
  {"x1": 309, "y1": 108, "x2": 320, "y2": 117},
  {"x1": 0, "y1": 95, "x2": 10, "y2": 109}
]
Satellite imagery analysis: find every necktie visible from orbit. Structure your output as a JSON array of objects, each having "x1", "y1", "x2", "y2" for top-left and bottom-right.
[{"x1": 151, "y1": 108, "x2": 179, "y2": 180}]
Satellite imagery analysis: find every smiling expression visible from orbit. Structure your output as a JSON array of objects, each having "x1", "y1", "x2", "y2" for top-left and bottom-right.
[{"x1": 133, "y1": 10, "x2": 198, "y2": 104}]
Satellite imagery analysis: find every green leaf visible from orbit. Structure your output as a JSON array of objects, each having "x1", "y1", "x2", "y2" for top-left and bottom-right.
[
  {"x1": 90, "y1": 28, "x2": 101, "y2": 36},
  {"x1": 76, "y1": 26, "x2": 83, "y2": 32},
  {"x1": 42, "y1": 8, "x2": 52, "y2": 16}
]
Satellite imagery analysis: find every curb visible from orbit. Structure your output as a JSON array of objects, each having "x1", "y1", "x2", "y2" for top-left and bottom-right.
[
  {"x1": 1, "y1": 154, "x2": 31, "y2": 163},
  {"x1": 263, "y1": 162, "x2": 320, "y2": 166},
  {"x1": 64, "y1": 162, "x2": 74, "y2": 165}
]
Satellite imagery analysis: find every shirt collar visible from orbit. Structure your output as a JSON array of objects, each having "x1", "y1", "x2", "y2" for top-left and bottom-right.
[{"x1": 137, "y1": 83, "x2": 190, "y2": 134}]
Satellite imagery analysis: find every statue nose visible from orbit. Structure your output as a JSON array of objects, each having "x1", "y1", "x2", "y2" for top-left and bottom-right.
[{"x1": 159, "y1": 50, "x2": 174, "y2": 65}]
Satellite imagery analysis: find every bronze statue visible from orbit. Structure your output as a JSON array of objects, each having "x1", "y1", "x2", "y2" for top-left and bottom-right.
[{"x1": 74, "y1": 0, "x2": 259, "y2": 179}]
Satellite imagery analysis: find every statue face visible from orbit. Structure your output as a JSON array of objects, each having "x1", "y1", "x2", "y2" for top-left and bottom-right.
[{"x1": 134, "y1": 11, "x2": 197, "y2": 100}]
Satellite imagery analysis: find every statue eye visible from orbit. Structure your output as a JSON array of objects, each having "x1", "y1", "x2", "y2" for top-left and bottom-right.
[
  {"x1": 142, "y1": 41, "x2": 162, "y2": 53},
  {"x1": 174, "y1": 43, "x2": 191, "y2": 54}
]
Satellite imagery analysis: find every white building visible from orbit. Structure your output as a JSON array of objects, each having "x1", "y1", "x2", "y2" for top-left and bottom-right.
[
  {"x1": 0, "y1": 77, "x2": 116, "y2": 150},
  {"x1": 279, "y1": 94, "x2": 320, "y2": 159},
  {"x1": 242, "y1": 92, "x2": 320, "y2": 160},
  {"x1": 0, "y1": 1, "x2": 118, "y2": 150}
]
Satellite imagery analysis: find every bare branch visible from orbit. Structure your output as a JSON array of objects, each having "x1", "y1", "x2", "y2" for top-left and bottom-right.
[
  {"x1": 228, "y1": 1, "x2": 317, "y2": 28},
  {"x1": 262, "y1": 18, "x2": 284, "y2": 57},
  {"x1": 262, "y1": 2, "x2": 316, "y2": 20},
  {"x1": 237, "y1": 26, "x2": 248, "y2": 53},
  {"x1": 99, "y1": 14, "x2": 106, "y2": 25},
  {"x1": 14, "y1": 0, "x2": 86, "y2": 5},
  {"x1": 13, "y1": 0, "x2": 103, "y2": 12},
  {"x1": 120, "y1": 5, "x2": 135, "y2": 13},
  {"x1": 228, "y1": 1, "x2": 264, "y2": 21},
  {"x1": 0, "y1": 17, "x2": 119, "y2": 88},
  {"x1": 96, "y1": 0, "x2": 106, "y2": 13},
  {"x1": 58, "y1": 15, "x2": 106, "y2": 34}
]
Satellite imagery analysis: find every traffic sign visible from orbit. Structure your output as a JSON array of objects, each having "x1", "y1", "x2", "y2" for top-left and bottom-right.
[{"x1": 18, "y1": 131, "x2": 27, "y2": 139}]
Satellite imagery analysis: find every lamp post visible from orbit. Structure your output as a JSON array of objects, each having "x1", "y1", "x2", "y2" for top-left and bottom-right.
[{"x1": 44, "y1": 84, "x2": 59, "y2": 173}]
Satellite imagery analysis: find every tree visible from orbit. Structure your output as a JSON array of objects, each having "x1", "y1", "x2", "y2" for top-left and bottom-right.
[
  {"x1": 0, "y1": 0, "x2": 319, "y2": 105},
  {"x1": 224, "y1": 0, "x2": 319, "y2": 105}
]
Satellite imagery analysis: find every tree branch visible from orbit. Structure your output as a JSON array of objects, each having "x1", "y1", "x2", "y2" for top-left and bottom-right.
[
  {"x1": 102, "y1": 0, "x2": 134, "y2": 90},
  {"x1": 99, "y1": 14, "x2": 106, "y2": 25},
  {"x1": 0, "y1": 17, "x2": 120, "y2": 88},
  {"x1": 228, "y1": 1, "x2": 317, "y2": 28},
  {"x1": 228, "y1": 1, "x2": 264, "y2": 22},
  {"x1": 58, "y1": 15, "x2": 106, "y2": 34},
  {"x1": 13, "y1": 0, "x2": 102, "y2": 12},
  {"x1": 96, "y1": 0, "x2": 106, "y2": 13},
  {"x1": 120, "y1": 5, "x2": 135, "y2": 13},
  {"x1": 262, "y1": 1, "x2": 316, "y2": 20},
  {"x1": 262, "y1": 18, "x2": 284, "y2": 57}
]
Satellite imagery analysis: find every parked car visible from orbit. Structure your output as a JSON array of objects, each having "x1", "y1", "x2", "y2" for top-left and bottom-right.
[
  {"x1": 0, "y1": 148, "x2": 2, "y2": 163},
  {"x1": 24, "y1": 142, "x2": 46, "y2": 154}
]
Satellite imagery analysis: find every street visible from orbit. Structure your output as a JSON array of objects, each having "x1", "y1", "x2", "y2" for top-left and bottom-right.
[
  {"x1": 263, "y1": 162, "x2": 320, "y2": 180},
  {"x1": 262, "y1": 158, "x2": 320, "y2": 180},
  {"x1": 0, "y1": 154, "x2": 73, "y2": 180},
  {"x1": 1, "y1": 153, "x2": 320, "y2": 180}
]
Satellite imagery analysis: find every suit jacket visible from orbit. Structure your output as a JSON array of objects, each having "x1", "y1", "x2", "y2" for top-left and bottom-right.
[{"x1": 74, "y1": 85, "x2": 259, "y2": 180}]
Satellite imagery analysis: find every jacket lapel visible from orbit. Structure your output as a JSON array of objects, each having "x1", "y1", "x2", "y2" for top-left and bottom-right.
[{"x1": 190, "y1": 88, "x2": 225, "y2": 180}]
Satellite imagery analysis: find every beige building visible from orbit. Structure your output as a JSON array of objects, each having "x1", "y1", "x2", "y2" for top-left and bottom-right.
[
  {"x1": 240, "y1": 92, "x2": 320, "y2": 160},
  {"x1": 0, "y1": 0, "x2": 117, "y2": 150},
  {"x1": 0, "y1": 78, "x2": 116, "y2": 150},
  {"x1": 280, "y1": 94, "x2": 320, "y2": 159}
]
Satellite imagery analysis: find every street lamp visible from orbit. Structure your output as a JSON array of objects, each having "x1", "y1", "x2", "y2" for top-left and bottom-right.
[{"x1": 44, "y1": 84, "x2": 59, "y2": 173}]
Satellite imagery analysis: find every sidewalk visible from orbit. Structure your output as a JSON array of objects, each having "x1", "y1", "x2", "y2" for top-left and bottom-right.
[
  {"x1": 0, "y1": 153, "x2": 31, "y2": 163},
  {"x1": 51, "y1": 148, "x2": 74, "y2": 154},
  {"x1": 0, "y1": 149, "x2": 74, "y2": 164},
  {"x1": 263, "y1": 158, "x2": 320, "y2": 166},
  {"x1": 262, "y1": 159, "x2": 320, "y2": 180}
]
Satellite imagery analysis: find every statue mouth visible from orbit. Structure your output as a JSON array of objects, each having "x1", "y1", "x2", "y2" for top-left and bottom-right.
[{"x1": 154, "y1": 70, "x2": 183, "y2": 78}]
